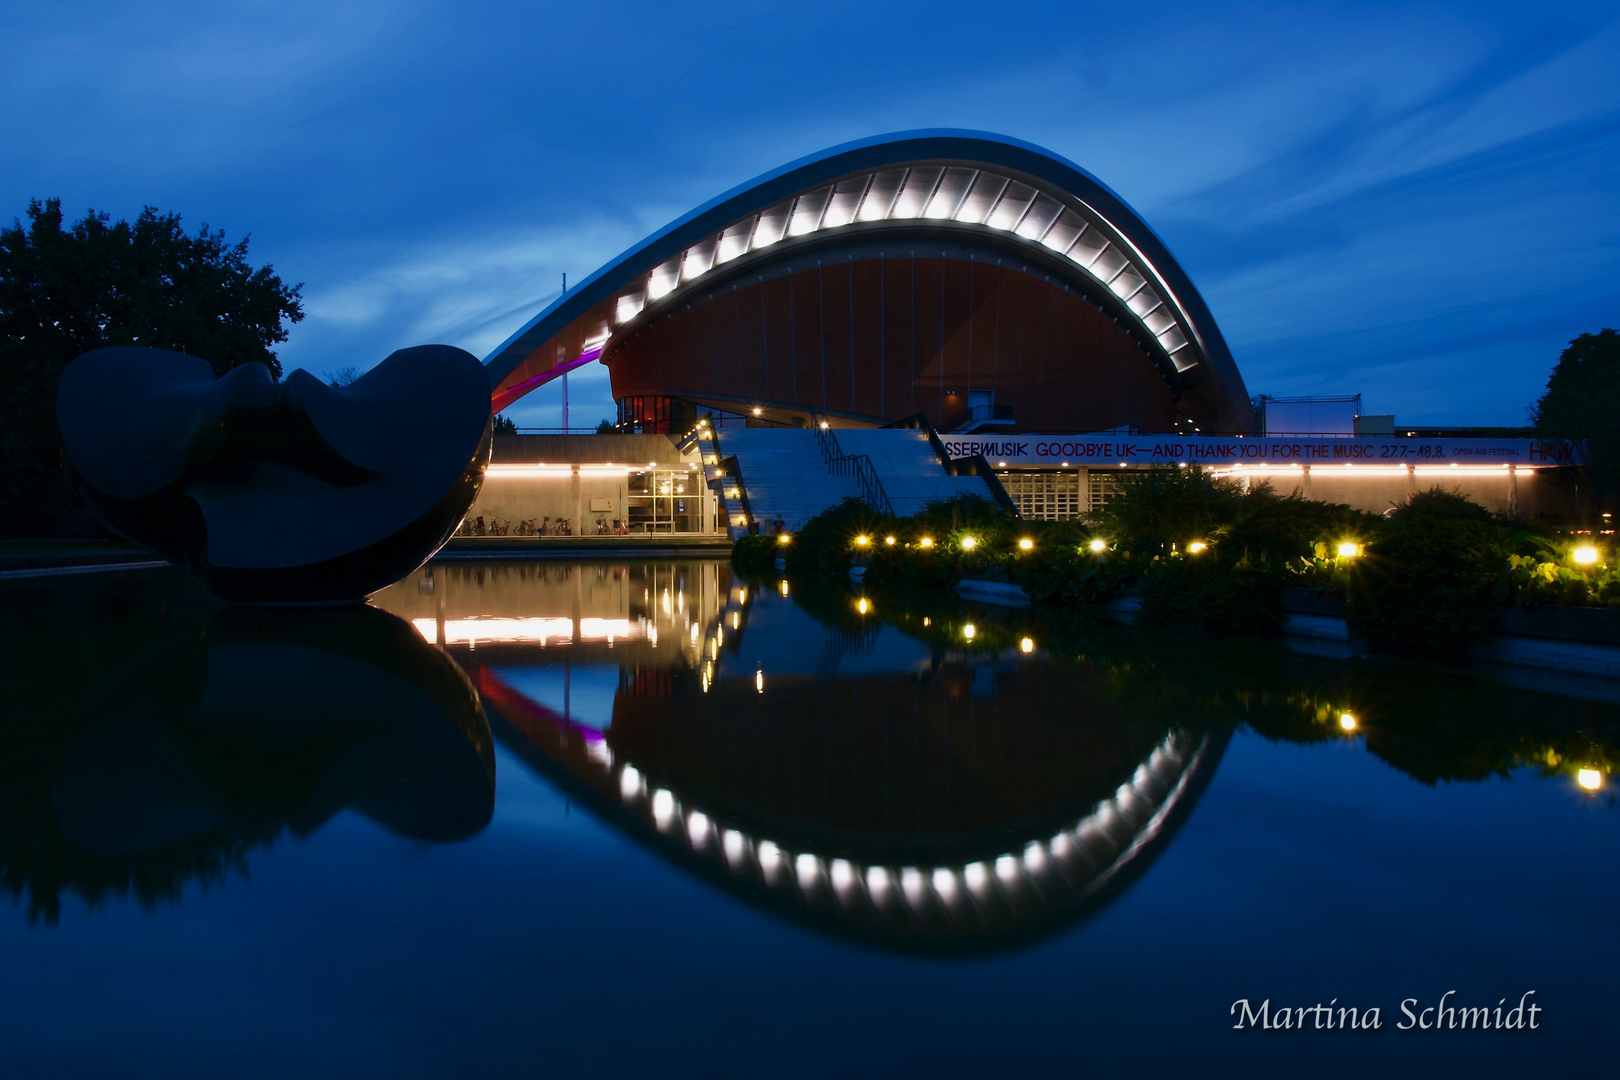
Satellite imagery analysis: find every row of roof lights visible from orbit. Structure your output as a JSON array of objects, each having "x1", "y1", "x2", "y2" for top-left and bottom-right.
[
  {"x1": 602, "y1": 732, "x2": 1202, "y2": 922},
  {"x1": 609, "y1": 167, "x2": 1194, "y2": 370}
]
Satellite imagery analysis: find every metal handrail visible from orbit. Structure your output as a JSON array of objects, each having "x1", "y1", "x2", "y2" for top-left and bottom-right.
[
  {"x1": 828, "y1": 453, "x2": 895, "y2": 517},
  {"x1": 716, "y1": 455, "x2": 755, "y2": 531}
]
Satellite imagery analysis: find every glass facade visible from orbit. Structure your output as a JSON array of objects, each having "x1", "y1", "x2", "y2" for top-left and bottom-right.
[
  {"x1": 997, "y1": 469, "x2": 1122, "y2": 521},
  {"x1": 627, "y1": 469, "x2": 703, "y2": 532}
]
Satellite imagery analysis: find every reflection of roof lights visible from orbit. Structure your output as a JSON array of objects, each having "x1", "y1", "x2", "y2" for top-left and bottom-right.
[
  {"x1": 652, "y1": 789, "x2": 677, "y2": 828},
  {"x1": 829, "y1": 859, "x2": 857, "y2": 892},
  {"x1": 586, "y1": 729, "x2": 1208, "y2": 936},
  {"x1": 619, "y1": 765, "x2": 643, "y2": 800},
  {"x1": 795, "y1": 853, "x2": 822, "y2": 890},
  {"x1": 900, "y1": 867, "x2": 926, "y2": 907}
]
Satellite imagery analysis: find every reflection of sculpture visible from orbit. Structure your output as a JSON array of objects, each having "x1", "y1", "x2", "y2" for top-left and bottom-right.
[
  {"x1": 56, "y1": 345, "x2": 491, "y2": 602},
  {"x1": 3, "y1": 604, "x2": 493, "y2": 923}
]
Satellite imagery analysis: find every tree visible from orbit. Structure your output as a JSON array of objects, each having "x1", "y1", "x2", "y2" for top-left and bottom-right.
[
  {"x1": 0, "y1": 198, "x2": 303, "y2": 535},
  {"x1": 1532, "y1": 328, "x2": 1620, "y2": 520},
  {"x1": 327, "y1": 366, "x2": 363, "y2": 387},
  {"x1": 492, "y1": 414, "x2": 518, "y2": 435}
]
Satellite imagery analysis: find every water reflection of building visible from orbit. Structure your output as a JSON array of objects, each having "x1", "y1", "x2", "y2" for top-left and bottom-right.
[{"x1": 378, "y1": 561, "x2": 1227, "y2": 951}]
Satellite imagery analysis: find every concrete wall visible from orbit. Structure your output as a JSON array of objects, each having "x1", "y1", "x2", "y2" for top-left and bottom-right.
[{"x1": 1247, "y1": 468, "x2": 1571, "y2": 518}]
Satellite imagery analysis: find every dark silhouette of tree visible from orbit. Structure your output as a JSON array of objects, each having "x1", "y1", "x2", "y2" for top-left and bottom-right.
[
  {"x1": 327, "y1": 365, "x2": 363, "y2": 387},
  {"x1": 0, "y1": 198, "x2": 304, "y2": 535},
  {"x1": 492, "y1": 413, "x2": 518, "y2": 435},
  {"x1": 1532, "y1": 328, "x2": 1620, "y2": 520}
]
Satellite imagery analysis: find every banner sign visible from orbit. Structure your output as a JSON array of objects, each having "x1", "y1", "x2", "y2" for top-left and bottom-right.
[{"x1": 941, "y1": 435, "x2": 1584, "y2": 468}]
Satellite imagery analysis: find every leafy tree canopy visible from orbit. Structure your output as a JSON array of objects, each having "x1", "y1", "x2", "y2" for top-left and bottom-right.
[
  {"x1": 0, "y1": 198, "x2": 303, "y2": 535},
  {"x1": 1532, "y1": 328, "x2": 1620, "y2": 512}
]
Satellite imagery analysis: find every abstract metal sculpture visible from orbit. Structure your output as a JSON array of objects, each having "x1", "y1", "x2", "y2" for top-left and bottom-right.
[{"x1": 57, "y1": 345, "x2": 491, "y2": 602}]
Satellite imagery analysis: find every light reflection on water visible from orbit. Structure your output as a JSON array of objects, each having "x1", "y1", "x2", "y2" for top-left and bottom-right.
[{"x1": 1, "y1": 558, "x2": 1617, "y2": 1073}]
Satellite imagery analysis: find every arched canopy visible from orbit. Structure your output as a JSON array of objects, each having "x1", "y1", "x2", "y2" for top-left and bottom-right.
[{"x1": 486, "y1": 130, "x2": 1253, "y2": 433}]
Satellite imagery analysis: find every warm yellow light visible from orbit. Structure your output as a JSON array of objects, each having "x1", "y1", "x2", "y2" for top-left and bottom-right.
[
  {"x1": 884, "y1": 535, "x2": 896, "y2": 545},
  {"x1": 1019, "y1": 637, "x2": 1034, "y2": 653},
  {"x1": 1577, "y1": 768, "x2": 1603, "y2": 791},
  {"x1": 777, "y1": 533, "x2": 791, "y2": 545},
  {"x1": 857, "y1": 597, "x2": 870, "y2": 615},
  {"x1": 752, "y1": 407, "x2": 762, "y2": 416},
  {"x1": 960, "y1": 536, "x2": 977, "y2": 551},
  {"x1": 1337, "y1": 542, "x2": 1361, "y2": 558},
  {"x1": 1089, "y1": 539, "x2": 1108, "y2": 553},
  {"x1": 918, "y1": 537, "x2": 934, "y2": 549},
  {"x1": 820, "y1": 420, "x2": 830, "y2": 429},
  {"x1": 755, "y1": 669, "x2": 764, "y2": 693},
  {"x1": 778, "y1": 580, "x2": 789, "y2": 596},
  {"x1": 855, "y1": 535, "x2": 869, "y2": 546},
  {"x1": 922, "y1": 617, "x2": 930, "y2": 627},
  {"x1": 1187, "y1": 541, "x2": 1208, "y2": 554},
  {"x1": 963, "y1": 623, "x2": 976, "y2": 640},
  {"x1": 1018, "y1": 538, "x2": 1034, "y2": 551},
  {"x1": 1574, "y1": 546, "x2": 1599, "y2": 565},
  {"x1": 1339, "y1": 713, "x2": 1357, "y2": 731}
]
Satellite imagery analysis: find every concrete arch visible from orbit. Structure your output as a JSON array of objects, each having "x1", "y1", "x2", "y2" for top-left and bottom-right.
[{"x1": 486, "y1": 130, "x2": 1253, "y2": 433}]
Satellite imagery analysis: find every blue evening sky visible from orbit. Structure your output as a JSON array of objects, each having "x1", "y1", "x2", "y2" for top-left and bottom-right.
[{"x1": 4, "y1": 1, "x2": 1615, "y2": 428}]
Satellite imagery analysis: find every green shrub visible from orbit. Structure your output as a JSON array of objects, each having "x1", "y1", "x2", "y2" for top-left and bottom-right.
[{"x1": 1345, "y1": 488, "x2": 1511, "y2": 657}]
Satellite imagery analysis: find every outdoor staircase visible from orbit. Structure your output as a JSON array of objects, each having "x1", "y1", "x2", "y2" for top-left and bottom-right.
[{"x1": 699, "y1": 418, "x2": 1012, "y2": 537}]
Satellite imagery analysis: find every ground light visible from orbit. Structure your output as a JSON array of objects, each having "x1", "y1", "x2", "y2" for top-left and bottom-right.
[
  {"x1": 1089, "y1": 539, "x2": 1108, "y2": 553},
  {"x1": 854, "y1": 535, "x2": 869, "y2": 547},
  {"x1": 1187, "y1": 541, "x2": 1208, "y2": 554},
  {"x1": 1337, "y1": 542, "x2": 1361, "y2": 558},
  {"x1": 1340, "y1": 713, "x2": 1358, "y2": 731},
  {"x1": 1020, "y1": 637, "x2": 1034, "y2": 653},
  {"x1": 777, "y1": 533, "x2": 791, "y2": 545},
  {"x1": 778, "y1": 580, "x2": 789, "y2": 596},
  {"x1": 755, "y1": 669, "x2": 764, "y2": 693},
  {"x1": 857, "y1": 597, "x2": 871, "y2": 615},
  {"x1": 918, "y1": 537, "x2": 934, "y2": 549},
  {"x1": 1577, "y1": 768, "x2": 1603, "y2": 791},
  {"x1": 884, "y1": 535, "x2": 896, "y2": 545},
  {"x1": 1574, "y1": 545, "x2": 1599, "y2": 565},
  {"x1": 1018, "y1": 538, "x2": 1034, "y2": 551},
  {"x1": 960, "y1": 536, "x2": 977, "y2": 551},
  {"x1": 963, "y1": 624, "x2": 976, "y2": 640}
]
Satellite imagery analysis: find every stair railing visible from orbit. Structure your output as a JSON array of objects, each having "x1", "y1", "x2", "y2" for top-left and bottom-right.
[
  {"x1": 811, "y1": 416, "x2": 894, "y2": 517},
  {"x1": 881, "y1": 412, "x2": 1020, "y2": 519},
  {"x1": 828, "y1": 453, "x2": 895, "y2": 518}
]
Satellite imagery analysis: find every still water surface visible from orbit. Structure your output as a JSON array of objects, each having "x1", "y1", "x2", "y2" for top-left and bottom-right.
[{"x1": 1, "y1": 559, "x2": 1615, "y2": 1076}]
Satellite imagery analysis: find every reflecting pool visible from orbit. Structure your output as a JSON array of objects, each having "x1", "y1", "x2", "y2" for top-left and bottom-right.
[{"x1": 1, "y1": 559, "x2": 1615, "y2": 1077}]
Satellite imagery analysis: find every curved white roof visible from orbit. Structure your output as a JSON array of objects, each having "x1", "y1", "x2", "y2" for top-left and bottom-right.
[{"x1": 487, "y1": 130, "x2": 1253, "y2": 431}]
